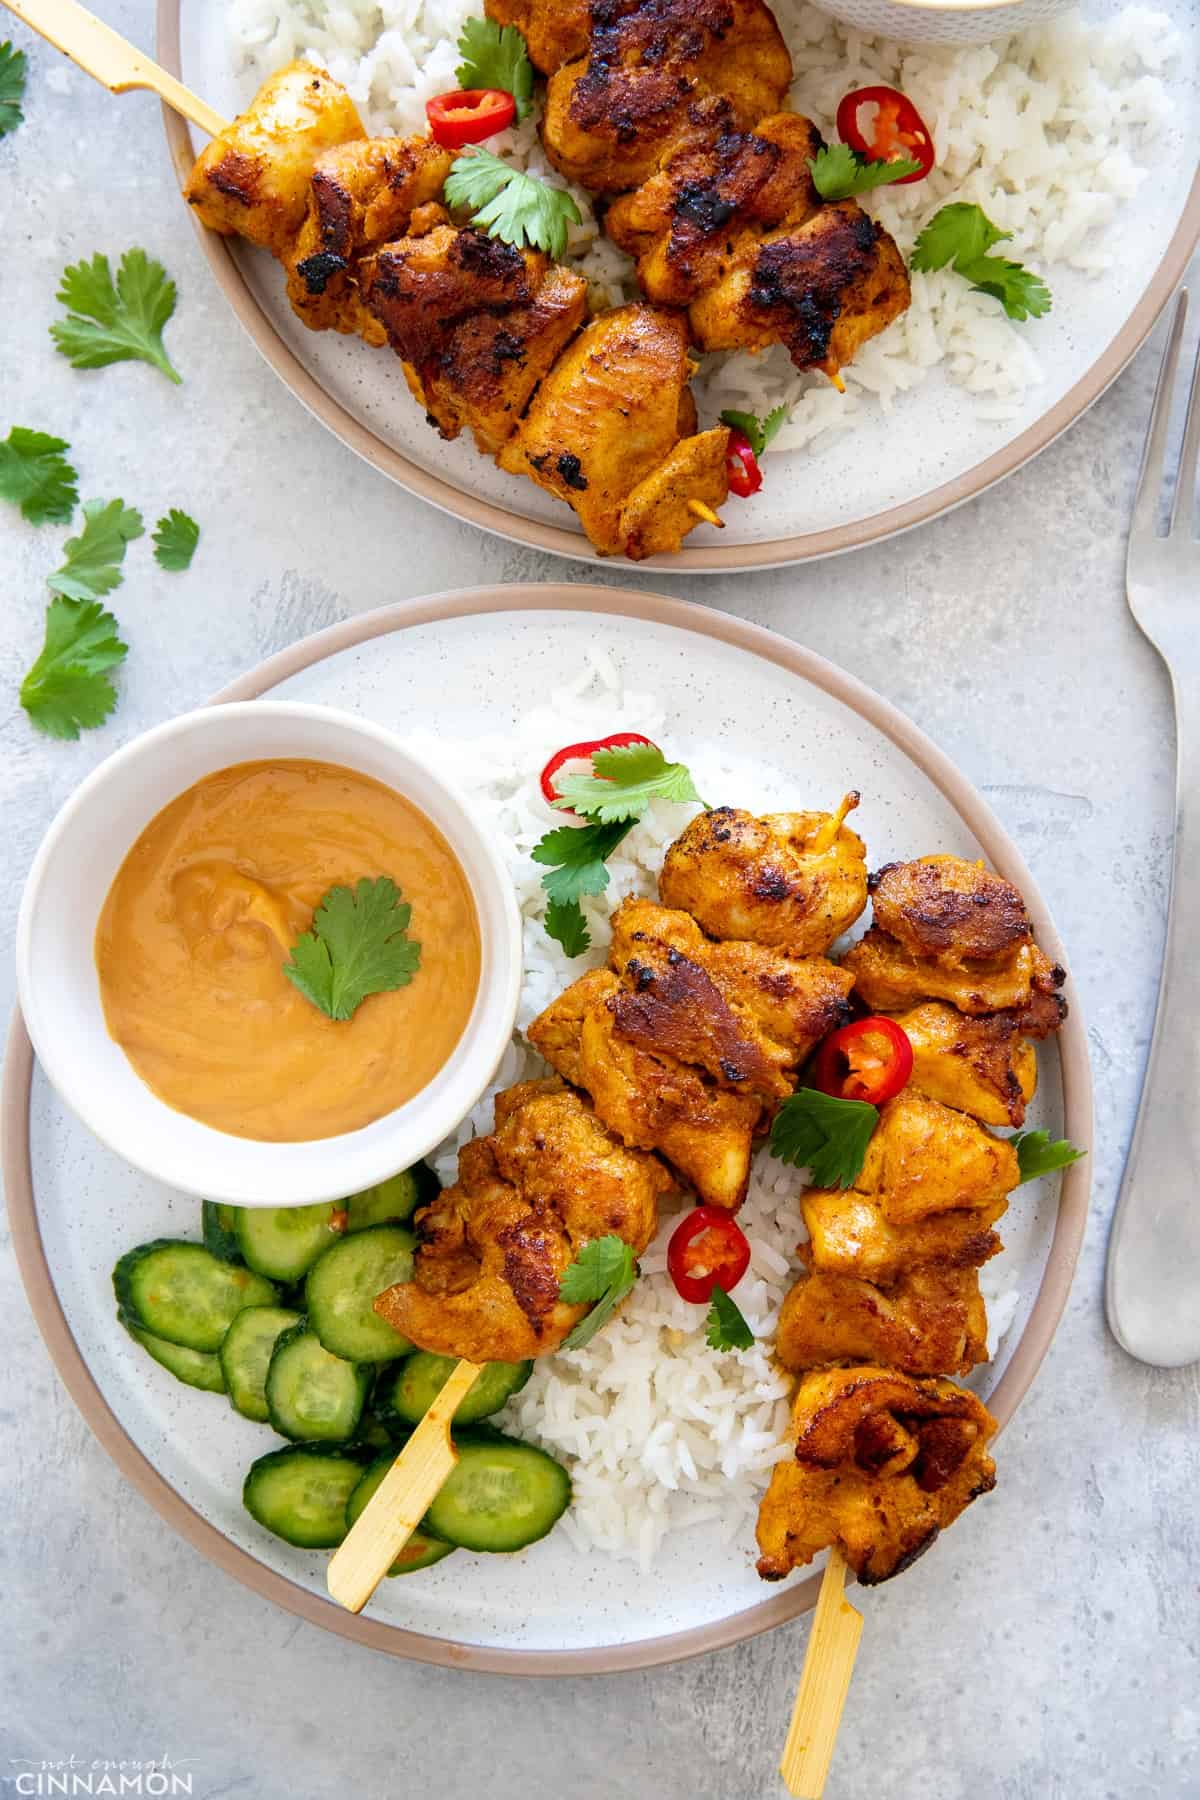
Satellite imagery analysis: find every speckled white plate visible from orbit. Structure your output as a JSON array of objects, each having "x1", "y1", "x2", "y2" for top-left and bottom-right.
[{"x1": 4, "y1": 588, "x2": 1092, "y2": 1672}]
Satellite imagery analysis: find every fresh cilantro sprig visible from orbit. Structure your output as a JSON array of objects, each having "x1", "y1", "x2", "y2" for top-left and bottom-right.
[
  {"x1": 456, "y1": 17, "x2": 534, "y2": 122},
  {"x1": 283, "y1": 877, "x2": 422, "y2": 1021},
  {"x1": 531, "y1": 819, "x2": 633, "y2": 957},
  {"x1": 911, "y1": 203, "x2": 1051, "y2": 323},
  {"x1": 1011, "y1": 1130, "x2": 1085, "y2": 1185},
  {"x1": 51, "y1": 249, "x2": 182, "y2": 383},
  {"x1": 551, "y1": 741, "x2": 706, "y2": 824},
  {"x1": 705, "y1": 1283, "x2": 754, "y2": 1352},
  {"x1": 444, "y1": 149, "x2": 581, "y2": 261},
  {"x1": 0, "y1": 40, "x2": 27, "y2": 138},
  {"x1": 808, "y1": 142, "x2": 922, "y2": 202},
  {"x1": 558, "y1": 1235, "x2": 638, "y2": 1350},
  {"x1": 769, "y1": 1087, "x2": 878, "y2": 1189},
  {"x1": 47, "y1": 498, "x2": 143, "y2": 600},
  {"x1": 153, "y1": 508, "x2": 200, "y2": 572},
  {"x1": 0, "y1": 428, "x2": 79, "y2": 525},
  {"x1": 20, "y1": 597, "x2": 128, "y2": 740},
  {"x1": 718, "y1": 405, "x2": 788, "y2": 459}
]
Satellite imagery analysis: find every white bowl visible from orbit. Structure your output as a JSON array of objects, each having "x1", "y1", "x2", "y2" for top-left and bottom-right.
[
  {"x1": 15, "y1": 701, "x2": 522, "y2": 1207},
  {"x1": 809, "y1": 0, "x2": 1075, "y2": 45}
]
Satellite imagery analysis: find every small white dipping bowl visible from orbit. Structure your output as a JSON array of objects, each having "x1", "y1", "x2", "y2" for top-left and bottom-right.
[
  {"x1": 16, "y1": 701, "x2": 522, "y2": 1207},
  {"x1": 809, "y1": 0, "x2": 1075, "y2": 46}
]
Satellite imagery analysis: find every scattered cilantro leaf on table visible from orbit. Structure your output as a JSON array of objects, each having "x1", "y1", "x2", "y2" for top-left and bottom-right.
[
  {"x1": 456, "y1": 17, "x2": 534, "y2": 121},
  {"x1": 444, "y1": 150, "x2": 581, "y2": 260},
  {"x1": 153, "y1": 508, "x2": 200, "y2": 571},
  {"x1": 51, "y1": 249, "x2": 182, "y2": 382},
  {"x1": 1012, "y1": 1130, "x2": 1085, "y2": 1185},
  {"x1": 808, "y1": 142, "x2": 922, "y2": 202},
  {"x1": 705, "y1": 1283, "x2": 755, "y2": 1352},
  {"x1": 47, "y1": 498, "x2": 143, "y2": 600},
  {"x1": 552, "y1": 741, "x2": 706, "y2": 823},
  {"x1": 769, "y1": 1087, "x2": 879, "y2": 1189},
  {"x1": 0, "y1": 41, "x2": 27, "y2": 138},
  {"x1": 20, "y1": 597, "x2": 128, "y2": 740},
  {"x1": 283, "y1": 877, "x2": 421, "y2": 1021},
  {"x1": 559, "y1": 1235, "x2": 639, "y2": 1350},
  {"x1": 911, "y1": 203, "x2": 1051, "y2": 323},
  {"x1": 0, "y1": 427, "x2": 78, "y2": 525},
  {"x1": 718, "y1": 404, "x2": 789, "y2": 459}
]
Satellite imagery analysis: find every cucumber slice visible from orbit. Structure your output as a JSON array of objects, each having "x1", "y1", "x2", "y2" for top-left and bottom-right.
[
  {"x1": 425, "y1": 1434, "x2": 571, "y2": 1553},
  {"x1": 353, "y1": 1410, "x2": 401, "y2": 1453},
  {"x1": 345, "y1": 1456, "x2": 456, "y2": 1574},
  {"x1": 118, "y1": 1308, "x2": 226, "y2": 1393},
  {"x1": 202, "y1": 1201, "x2": 243, "y2": 1264},
  {"x1": 265, "y1": 1322, "x2": 370, "y2": 1443},
  {"x1": 219, "y1": 1305, "x2": 303, "y2": 1423},
  {"x1": 113, "y1": 1241, "x2": 278, "y2": 1352},
  {"x1": 344, "y1": 1163, "x2": 438, "y2": 1231},
  {"x1": 379, "y1": 1353, "x2": 533, "y2": 1428},
  {"x1": 235, "y1": 1203, "x2": 342, "y2": 1283},
  {"x1": 243, "y1": 1446, "x2": 366, "y2": 1548},
  {"x1": 305, "y1": 1225, "x2": 415, "y2": 1364}
]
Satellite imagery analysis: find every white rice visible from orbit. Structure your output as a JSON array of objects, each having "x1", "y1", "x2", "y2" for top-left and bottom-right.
[{"x1": 228, "y1": 0, "x2": 1178, "y2": 442}]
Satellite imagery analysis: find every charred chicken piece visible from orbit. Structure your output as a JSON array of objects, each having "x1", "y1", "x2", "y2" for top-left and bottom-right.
[
  {"x1": 658, "y1": 794, "x2": 868, "y2": 957},
  {"x1": 776, "y1": 1263, "x2": 989, "y2": 1378},
  {"x1": 485, "y1": 0, "x2": 592, "y2": 71},
  {"x1": 887, "y1": 995, "x2": 1065, "y2": 1128},
  {"x1": 373, "y1": 1078, "x2": 671, "y2": 1363},
  {"x1": 755, "y1": 1366, "x2": 998, "y2": 1584}
]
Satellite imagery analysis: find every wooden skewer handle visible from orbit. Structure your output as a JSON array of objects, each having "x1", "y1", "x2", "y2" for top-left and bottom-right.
[
  {"x1": 326, "y1": 1356, "x2": 483, "y2": 1615},
  {"x1": 779, "y1": 1548, "x2": 864, "y2": 1798},
  {"x1": 1, "y1": 0, "x2": 228, "y2": 135}
]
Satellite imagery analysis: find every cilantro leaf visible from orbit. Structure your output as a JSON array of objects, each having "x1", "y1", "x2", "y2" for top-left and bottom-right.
[
  {"x1": 51, "y1": 249, "x2": 182, "y2": 383},
  {"x1": 910, "y1": 203, "x2": 1051, "y2": 323},
  {"x1": 769, "y1": 1087, "x2": 879, "y2": 1189},
  {"x1": 967, "y1": 260, "x2": 1053, "y2": 323},
  {"x1": 558, "y1": 1234, "x2": 638, "y2": 1350},
  {"x1": 444, "y1": 150, "x2": 581, "y2": 260},
  {"x1": 544, "y1": 896, "x2": 591, "y2": 957},
  {"x1": 718, "y1": 405, "x2": 789, "y2": 459},
  {"x1": 0, "y1": 41, "x2": 27, "y2": 138},
  {"x1": 808, "y1": 142, "x2": 922, "y2": 202},
  {"x1": 153, "y1": 508, "x2": 199, "y2": 572},
  {"x1": 47, "y1": 498, "x2": 143, "y2": 601},
  {"x1": 705, "y1": 1283, "x2": 754, "y2": 1352},
  {"x1": 283, "y1": 877, "x2": 422, "y2": 1021},
  {"x1": 20, "y1": 596, "x2": 128, "y2": 739},
  {"x1": 553, "y1": 742, "x2": 705, "y2": 823},
  {"x1": 530, "y1": 819, "x2": 632, "y2": 906},
  {"x1": 0, "y1": 428, "x2": 78, "y2": 525},
  {"x1": 456, "y1": 17, "x2": 534, "y2": 122},
  {"x1": 1011, "y1": 1130, "x2": 1085, "y2": 1185}
]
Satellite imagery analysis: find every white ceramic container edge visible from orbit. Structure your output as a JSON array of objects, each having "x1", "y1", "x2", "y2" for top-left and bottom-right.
[{"x1": 807, "y1": 0, "x2": 1076, "y2": 47}]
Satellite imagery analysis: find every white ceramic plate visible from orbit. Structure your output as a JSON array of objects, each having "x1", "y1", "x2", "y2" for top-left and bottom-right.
[{"x1": 4, "y1": 588, "x2": 1092, "y2": 1672}]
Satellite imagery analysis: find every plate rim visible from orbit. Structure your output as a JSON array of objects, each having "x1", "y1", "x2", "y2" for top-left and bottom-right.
[
  {"x1": 2, "y1": 582, "x2": 1094, "y2": 1674},
  {"x1": 155, "y1": 0, "x2": 1200, "y2": 573}
]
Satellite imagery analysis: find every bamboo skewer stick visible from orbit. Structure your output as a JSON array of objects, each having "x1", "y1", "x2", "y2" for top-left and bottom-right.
[
  {"x1": 327, "y1": 1356, "x2": 483, "y2": 1614},
  {"x1": 1, "y1": 0, "x2": 227, "y2": 136},
  {"x1": 779, "y1": 1548, "x2": 863, "y2": 1798}
]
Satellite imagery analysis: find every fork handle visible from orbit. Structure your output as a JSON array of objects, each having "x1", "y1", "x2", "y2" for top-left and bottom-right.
[{"x1": 1106, "y1": 668, "x2": 1200, "y2": 1367}]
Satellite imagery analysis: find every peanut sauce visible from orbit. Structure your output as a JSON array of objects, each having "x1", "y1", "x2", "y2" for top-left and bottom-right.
[{"x1": 95, "y1": 758, "x2": 480, "y2": 1141}]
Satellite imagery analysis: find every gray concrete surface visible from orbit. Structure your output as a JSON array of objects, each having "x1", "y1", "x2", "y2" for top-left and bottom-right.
[{"x1": 2, "y1": 9, "x2": 1198, "y2": 1797}]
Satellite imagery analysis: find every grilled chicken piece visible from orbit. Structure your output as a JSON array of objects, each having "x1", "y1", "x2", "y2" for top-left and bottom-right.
[
  {"x1": 498, "y1": 303, "x2": 729, "y2": 556},
  {"x1": 844, "y1": 855, "x2": 1068, "y2": 1017},
  {"x1": 777, "y1": 1264, "x2": 989, "y2": 1378},
  {"x1": 373, "y1": 1078, "x2": 670, "y2": 1363},
  {"x1": 889, "y1": 997, "x2": 1066, "y2": 1128},
  {"x1": 659, "y1": 794, "x2": 868, "y2": 957},
  {"x1": 801, "y1": 1187, "x2": 1006, "y2": 1284},
  {"x1": 361, "y1": 226, "x2": 590, "y2": 455},
  {"x1": 485, "y1": 0, "x2": 592, "y2": 71},
  {"x1": 688, "y1": 197, "x2": 911, "y2": 379},
  {"x1": 184, "y1": 62, "x2": 365, "y2": 258},
  {"x1": 756, "y1": 1367, "x2": 997, "y2": 1583},
  {"x1": 540, "y1": 0, "x2": 792, "y2": 194}
]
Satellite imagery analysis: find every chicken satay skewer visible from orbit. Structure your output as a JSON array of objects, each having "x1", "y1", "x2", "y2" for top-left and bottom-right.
[{"x1": 780, "y1": 1547, "x2": 863, "y2": 1798}]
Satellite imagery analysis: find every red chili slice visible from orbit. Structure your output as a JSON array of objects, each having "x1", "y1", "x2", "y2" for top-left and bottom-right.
[
  {"x1": 836, "y1": 85, "x2": 935, "y2": 185},
  {"x1": 813, "y1": 1016, "x2": 914, "y2": 1105},
  {"x1": 667, "y1": 1205, "x2": 752, "y2": 1305},
  {"x1": 426, "y1": 88, "x2": 516, "y2": 148},
  {"x1": 539, "y1": 732, "x2": 656, "y2": 820},
  {"x1": 726, "y1": 429, "x2": 763, "y2": 498}
]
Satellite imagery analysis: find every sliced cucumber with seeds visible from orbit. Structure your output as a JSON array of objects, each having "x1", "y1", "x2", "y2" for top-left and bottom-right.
[
  {"x1": 344, "y1": 1163, "x2": 438, "y2": 1231},
  {"x1": 118, "y1": 1308, "x2": 226, "y2": 1394},
  {"x1": 345, "y1": 1456, "x2": 456, "y2": 1574},
  {"x1": 379, "y1": 1353, "x2": 532, "y2": 1429},
  {"x1": 265, "y1": 1321, "x2": 370, "y2": 1443},
  {"x1": 235, "y1": 1203, "x2": 342, "y2": 1283},
  {"x1": 202, "y1": 1202, "x2": 243, "y2": 1264},
  {"x1": 219, "y1": 1305, "x2": 303, "y2": 1423},
  {"x1": 425, "y1": 1433, "x2": 571, "y2": 1553},
  {"x1": 243, "y1": 1446, "x2": 367, "y2": 1548},
  {"x1": 113, "y1": 1241, "x2": 278, "y2": 1352},
  {"x1": 305, "y1": 1224, "x2": 415, "y2": 1364}
]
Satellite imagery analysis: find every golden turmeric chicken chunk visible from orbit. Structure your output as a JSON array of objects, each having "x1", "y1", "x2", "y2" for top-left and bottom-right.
[
  {"x1": 756, "y1": 1367, "x2": 998, "y2": 1584},
  {"x1": 659, "y1": 794, "x2": 868, "y2": 956},
  {"x1": 844, "y1": 855, "x2": 1068, "y2": 1017},
  {"x1": 776, "y1": 1264, "x2": 989, "y2": 1378},
  {"x1": 801, "y1": 1187, "x2": 1006, "y2": 1285},
  {"x1": 888, "y1": 994, "x2": 1064, "y2": 1128},
  {"x1": 485, "y1": 0, "x2": 592, "y2": 71},
  {"x1": 373, "y1": 1078, "x2": 671, "y2": 1363}
]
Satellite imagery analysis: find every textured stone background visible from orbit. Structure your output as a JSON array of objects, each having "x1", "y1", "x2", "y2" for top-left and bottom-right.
[{"x1": 1, "y1": 9, "x2": 1197, "y2": 1796}]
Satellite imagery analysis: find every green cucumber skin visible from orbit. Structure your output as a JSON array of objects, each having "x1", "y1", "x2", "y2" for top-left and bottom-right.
[
  {"x1": 424, "y1": 1434, "x2": 571, "y2": 1554},
  {"x1": 234, "y1": 1203, "x2": 343, "y2": 1283},
  {"x1": 379, "y1": 1353, "x2": 533, "y2": 1428},
  {"x1": 112, "y1": 1240, "x2": 278, "y2": 1352},
  {"x1": 219, "y1": 1306, "x2": 303, "y2": 1423},
  {"x1": 344, "y1": 1455, "x2": 455, "y2": 1574},
  {"x1": 118, "y1": 1308, "x2": 227, "y2": 1394},
  {"x1": 344, "y1": 1162, "x2": 439, "y2": 1231},
  {"x1": 304, "y1": 1224, "x2": 416, "y2": 1364},
  {"x1": 243, "y1": 1446, "x2": 368, "y2": 1549},
  {"x1": 264, "y1": 1322, "x2": 371, "y2": 1444},
  {"x1": 201, "y1": 1202, "x2": 243, "y2": 1264}
]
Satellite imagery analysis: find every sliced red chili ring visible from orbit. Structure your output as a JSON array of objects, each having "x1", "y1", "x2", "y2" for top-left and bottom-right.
[
  {"x1": 539, "y1": 732, "x2": 656, "y2": 820},
  {"x1": 726, "y1": 429, "x2": 763, "y2": 498},
  {"x1": 813, "y1": 1015, "x2": 914, "y2": 1105},
  {"x1": 667, "y1": 1205, "x2": 752, "y2": 1305},
  {"x1": 426, "y1": 88, "x2": 516, "y2": 148},
  {"x1": 836, "y1": 85, "x2": 935, "y2": 185}
]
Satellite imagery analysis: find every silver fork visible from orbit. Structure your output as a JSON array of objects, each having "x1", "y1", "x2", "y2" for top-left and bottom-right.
[{"x1": 1105, "y1": 290, "x2": 1200, "y2": 1369}]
